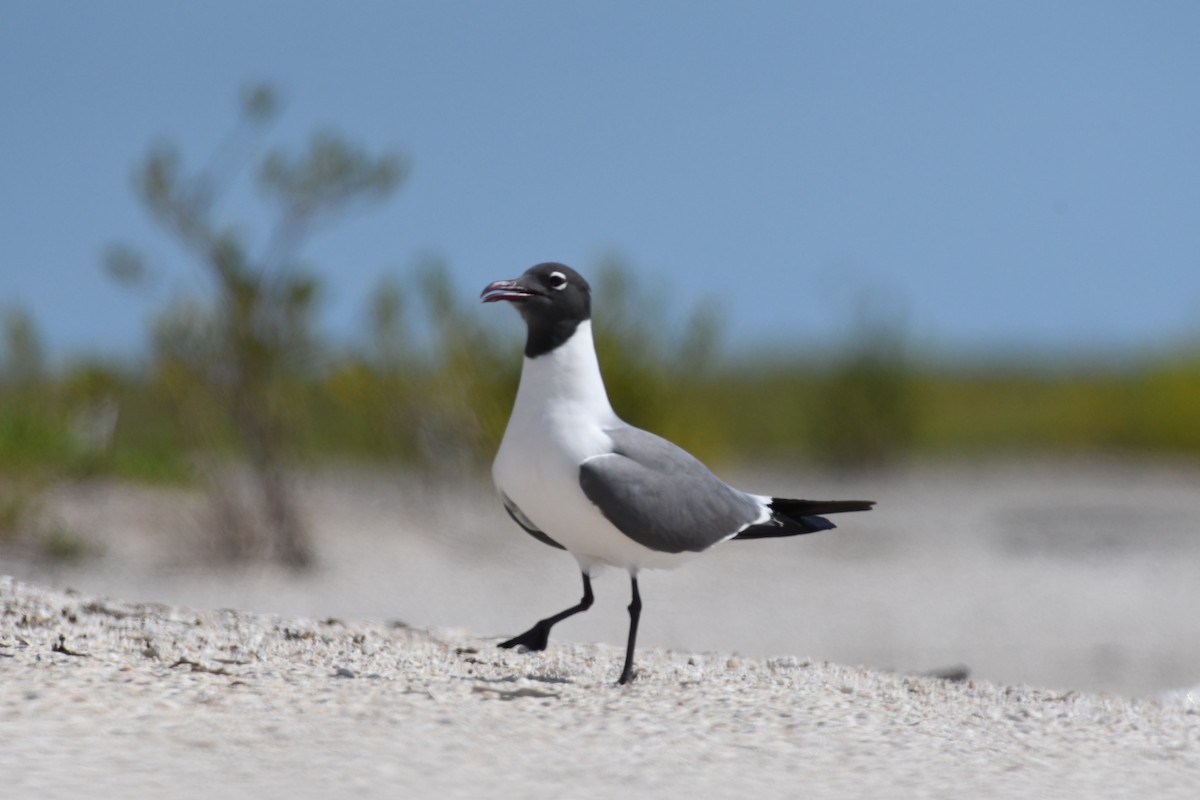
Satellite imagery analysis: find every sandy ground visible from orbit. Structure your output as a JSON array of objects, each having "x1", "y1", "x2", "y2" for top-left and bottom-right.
[
  {"x1": 9, "y1": 458, "x2": 1200, "y2": 696},
  {"x1": 2, "y1": 576, "x2": 1198, "y2": 800},
  {"x1": 2, "y1": 459, "x2": 1199, "y2": 797}
]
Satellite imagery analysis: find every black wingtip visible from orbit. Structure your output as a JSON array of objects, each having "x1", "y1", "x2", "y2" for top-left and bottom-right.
[
  {"x1": 732, "y1": 497, "x2": 873, "y2": 541},
  {"x1": 770, "y1": 498, "x2": 875, "y2": 516}
]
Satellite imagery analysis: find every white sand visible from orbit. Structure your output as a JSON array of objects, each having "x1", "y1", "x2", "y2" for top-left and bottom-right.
[
  {"x1": 16, "y1": 459, "x2": 1200, "y2": 696},
  {"x1": 2, "y1": 576, "x2": 1197, "y2": 800},
  {"x1": 3, "y1": 460, "x2": 1200, "y2": 797}
]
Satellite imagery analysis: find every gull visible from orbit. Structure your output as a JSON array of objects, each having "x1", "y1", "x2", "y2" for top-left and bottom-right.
[{"x1": 482, "y1": 263, "x2": 874, "y2": 684}]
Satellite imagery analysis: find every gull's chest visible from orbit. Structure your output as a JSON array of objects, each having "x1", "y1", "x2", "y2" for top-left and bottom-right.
[
  {"x1": 492, "y1": 326, "x2": 617, "y2": 498},
  {"x1": 493, "y1": 396, "x2": 611, "y2": 499},
  {"x1": 490, "y1": 326, "x2": 624, "y2": 549}
]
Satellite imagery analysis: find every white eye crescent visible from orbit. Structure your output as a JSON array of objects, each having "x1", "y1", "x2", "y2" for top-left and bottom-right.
[{"x1": 549, "y1": 271, "x2": 568, "y2": 290}]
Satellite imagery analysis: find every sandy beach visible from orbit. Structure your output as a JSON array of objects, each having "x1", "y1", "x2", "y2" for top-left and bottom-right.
[
  {"x1": 3, "y1": 459, "x2": 1199, "y2": 797},
  {"x1": 2, "y1": 576, "x2": 1197, "y2": 800}
]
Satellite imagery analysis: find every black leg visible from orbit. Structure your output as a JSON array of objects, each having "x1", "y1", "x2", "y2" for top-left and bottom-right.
[
  {"x1": 617, "y1": 575, "x2": 642, "y2": 685},
  {"x1": 499, "y1": 572, "x2": 594, "y2": 652}
]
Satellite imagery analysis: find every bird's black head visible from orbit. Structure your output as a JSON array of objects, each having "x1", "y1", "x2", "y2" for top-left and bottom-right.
[{"x1": 481, "y1": 262, "x2": 592, "y2": 358}]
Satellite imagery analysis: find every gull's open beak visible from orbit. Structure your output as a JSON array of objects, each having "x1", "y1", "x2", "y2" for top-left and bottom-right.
[{"x1": 481, "y1": 278, "x2": 542, "y2": 304}]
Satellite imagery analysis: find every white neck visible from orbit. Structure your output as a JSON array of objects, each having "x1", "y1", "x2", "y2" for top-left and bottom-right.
[{"x1": 512, "y1": 320, "x2": 617, "y2": 423}]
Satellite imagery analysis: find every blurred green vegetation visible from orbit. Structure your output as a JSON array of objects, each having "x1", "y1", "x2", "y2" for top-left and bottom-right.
[
  {"x1": 5, "y1": 265, "x2": 1200, "y2": 497},
  {"x1": 97, "y1": 84, "x2": 405, "y2": 567}
]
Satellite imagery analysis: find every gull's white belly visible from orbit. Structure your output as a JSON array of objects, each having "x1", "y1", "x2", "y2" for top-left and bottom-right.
[{"x1": 492, "y1": 413, "x2": 695, "y2": 573}]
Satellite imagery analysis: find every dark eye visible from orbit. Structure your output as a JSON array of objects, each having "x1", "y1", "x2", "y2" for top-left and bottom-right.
[{"x1": 549, "y1": 271, "x2": 567, "y2": 291}]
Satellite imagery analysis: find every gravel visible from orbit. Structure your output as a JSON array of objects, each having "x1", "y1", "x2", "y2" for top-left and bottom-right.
[{"x1": 3, "y1": 576, "x2": 1197, "y2": 799}]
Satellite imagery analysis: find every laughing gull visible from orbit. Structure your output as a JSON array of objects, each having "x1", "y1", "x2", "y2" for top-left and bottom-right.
[{"x1": 481, "y1": 262, "x2": 874, "y2": 685}]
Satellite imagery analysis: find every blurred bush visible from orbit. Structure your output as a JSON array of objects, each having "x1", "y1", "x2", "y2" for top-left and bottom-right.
[
  {"x1": 809, "y1": 296, "x2": 916, "y2": 468},
  {"x1": 0, "y1": 309, "x2": 93, "y2": 560},
  {"x1": 102, "y1": 84, "x2": 405, "y2": 568}
]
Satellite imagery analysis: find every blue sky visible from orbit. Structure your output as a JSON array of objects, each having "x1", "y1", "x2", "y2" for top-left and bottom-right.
[{"x1": 2, "y1": 2, "x2": 1199, "y2": 362}]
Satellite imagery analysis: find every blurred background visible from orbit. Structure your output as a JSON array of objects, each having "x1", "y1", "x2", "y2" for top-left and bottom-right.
[{"x1": 2, "y1": 2, "x2": 1198, "y2": 697}]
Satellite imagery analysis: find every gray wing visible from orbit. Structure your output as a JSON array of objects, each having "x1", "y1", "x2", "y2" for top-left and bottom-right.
[
  {"x1": 578, "y1": 425, "x2": 762, "y2": 554},
  {"x1": 500, "y1": 491, "x2": 566, "y2": 550}
]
